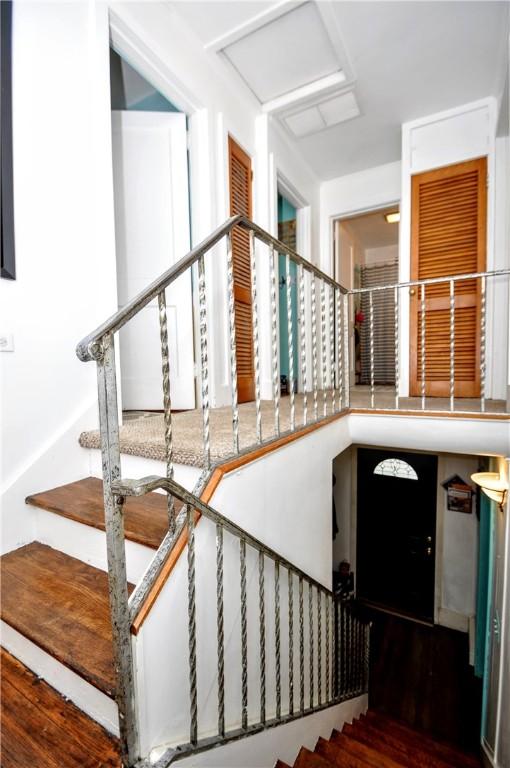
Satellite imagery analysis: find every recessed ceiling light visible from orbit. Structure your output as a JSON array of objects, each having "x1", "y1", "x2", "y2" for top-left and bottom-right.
[{"x1": 385, "y1": 212, "x2": 400, "y2": 224}]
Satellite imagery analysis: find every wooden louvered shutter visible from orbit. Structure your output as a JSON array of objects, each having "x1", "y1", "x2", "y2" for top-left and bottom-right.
[
  {"x1": 228, "y1": 136, "x2": 255, "y2": 403},
  {"x1": 410, "y1": 157, "x2": 487, "y2": 398}
]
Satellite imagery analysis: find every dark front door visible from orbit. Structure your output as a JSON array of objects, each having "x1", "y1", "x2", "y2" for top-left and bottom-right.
[{"x1": 357, "y1": 448, "x2": 437, "y2": 622}]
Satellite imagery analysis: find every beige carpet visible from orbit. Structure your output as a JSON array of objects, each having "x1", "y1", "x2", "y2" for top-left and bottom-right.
[
  {"x1": 79, "y1": 388, "x2": 506, "y2": 468},
  {"x1": 79, "y1": 395, "x2": 325, "y2": 468}
]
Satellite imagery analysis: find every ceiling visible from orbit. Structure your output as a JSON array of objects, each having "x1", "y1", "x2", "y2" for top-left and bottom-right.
[
  {"x1": 343, "y1": 207, "x2": 399, "y2": 251},
  {"x1": 173, "y1": 1, "x2": 510, "y2": 180}
]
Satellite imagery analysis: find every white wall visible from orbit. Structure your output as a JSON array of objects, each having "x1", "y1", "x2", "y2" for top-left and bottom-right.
[
  {"x1": 134, "y1": 416, "x2": 352, "y2": 757},
  {"x1": 364, "y1": 244, "x2": 398, "y2": 266},
  {"x1": 1, "y1": 2, "x2": 117, "y2": 551},
  {"x1": 436, "y1": 454, "x2": 480, "y2": 628}
]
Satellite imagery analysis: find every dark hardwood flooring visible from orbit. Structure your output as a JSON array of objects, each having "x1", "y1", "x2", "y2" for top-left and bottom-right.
[
  {"x1": 273, "y1": 709, "x2": 481, "y2": 768},
  {"x1": 363, "y1": 608, "x2": 482, "y2": 753},
  {"x1": 0, "y1": 649, "x2": 121, "y2": 767},
  {"x1": 26, "y1": 476, "x2": 181, "y2": 550},
  {"x1": 0, "y1": 542, "x2": 133, "y2": 696}
]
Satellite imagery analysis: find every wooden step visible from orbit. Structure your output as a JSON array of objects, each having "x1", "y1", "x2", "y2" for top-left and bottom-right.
[
  {"x1": 26, "y1": 476, "x2": 183, "y2": 550},
  {"x1": 347, "y1": 719, "x2": 453, "y2": 768},
  {"x1": 0, "y1": 542, "x2": 132, "y2": 696},
  {"x1": 0, "y1": 648, "x2": 121, "y2": 767},
  {"x1": 362, "y1": 711, "x2": 481, "y2": 767},
  {"x1": 331, "y1": 730, "x2": 405, "y2": 768},
  {"x1": 294, "y1": 746, "x2": 334, "y2": 768},
  {"x1": 315, "y1": 736, "x2": 371, "y2": 767}
]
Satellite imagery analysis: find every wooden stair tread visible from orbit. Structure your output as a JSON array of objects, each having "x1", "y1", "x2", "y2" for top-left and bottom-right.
[
  {"x1": 331, "y1": 730, "x2": 405, "y2": 768},
  {"x1": 0, "y1": 542, "x2": 132, "y2": 696},
  {"x1": 348, "y1": 720, "x2": 453, "y2": 768},
  {"x1": 362, "y1": 711, "x2": 481, "y2": 767},
  {"x1": 315, "y1": 736, "x2": 371, "y2": 767},
  {"x1": 294, "y1": 746, "x2": 334, "y2": 768},
  {"x1": 26, "y1": 476, "x2": 182, "y2": 550},
  {"x1": 0, "y1": 648, "x2": 121, "y2": 767}
]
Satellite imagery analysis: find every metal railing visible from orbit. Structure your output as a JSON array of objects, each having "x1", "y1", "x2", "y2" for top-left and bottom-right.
[
  {"x1": 111, "y1": 475, "x2": 370, "y2": 767},
  {"x1": 77, "y1": 217, "x2": 355, "y2": 766},
  {"x1": 349, "y1": 270, "x2": 509, "y2": 413},
  {"x1": 76, "y1": 215, "x2": 507, "y2": 765}
]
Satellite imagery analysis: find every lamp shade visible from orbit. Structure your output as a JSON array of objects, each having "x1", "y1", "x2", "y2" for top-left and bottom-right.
[{"x1": 471, "y1": 472, "x2": 508, "y2": 506}]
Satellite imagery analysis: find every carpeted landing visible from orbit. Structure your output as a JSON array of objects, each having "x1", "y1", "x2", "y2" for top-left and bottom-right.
[{"x1": 79, "y1": 388, "x2": 506, "y2": 468}]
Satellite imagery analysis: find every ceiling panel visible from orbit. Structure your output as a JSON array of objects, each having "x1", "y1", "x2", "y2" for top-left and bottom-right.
[{"x1": 222, "y1": 2, "x2": 340, "y2": 102}]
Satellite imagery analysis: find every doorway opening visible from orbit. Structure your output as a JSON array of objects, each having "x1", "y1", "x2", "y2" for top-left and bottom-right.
[
  {"x1": 334, "y1": 206, "x2": 399, "y2": 405},
  {"x1": 277, "y1": 192, "x2": 299, "y2": 395},
  {"x1": 332, "y1": 444, "x2": 489, "y2": 753},
  {"x1": 109, "y1": 48, "x2": 195, "y2": 413}
]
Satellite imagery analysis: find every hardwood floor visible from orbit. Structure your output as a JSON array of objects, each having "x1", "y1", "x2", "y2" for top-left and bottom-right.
[
  {"x1": 0, "y1": 649, "x2": 121, "y2": 767},
  {"x1": 26, "y1": 476, "x2": 181, "y2": 550},
  {"x1": 364, "y1": 608, "x2": 482, "y2": 752},
  {"x1": 0, "y1": 542, "x2": 133, "y2": 696}
]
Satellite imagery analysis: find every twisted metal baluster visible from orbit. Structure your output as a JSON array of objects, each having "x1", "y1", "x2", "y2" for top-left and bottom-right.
[
  {"x1": 187, "y1": 506, "x2": 198, "y2": 744},
  {"x1": 216, "y1": 523, "x2": 225, "y2": 737},
  {"x1": 343, "y1": 294, "x2": 350, "y2": 408},
  {"x1": 311, "y1": 277, "x2": 318, "y2": 421},
  {"x1": 317, "y1": 590, "x2": 322, "y2": 706},
  {"x1": 329, "y1": 286, "x2": 335, "y2": 413},
  {"x1": 330, "y1": 598, "x2": 335, "y2": 701},
  {"x1": 157, "y1": 290, "x2": 175, "y2": 532},
  {"x1": 275, "y1": 561, "x2": 281, "y2": 719},
  {"x1": 286, "y1": 255, "x2": 295, "y2": 431},
  {"x1": 369, "y1": 290, "x2": 375, "y2": 409},
  {"x1": 394, "y1": 286, "x2": 399, "y2": 411},
  {"x1": 197, "y1": 255, "x2": 211, "y2": 470},
  {"x1": 299, "y1": 265, "x2": 308, "y2": 426},
  {"x1": 270, "y1": 244, "x2": 280, "y2": 437},
  {"x1": 325, "y1": 592, "x2": 330, "y2": 702},
  {"x1": 299, "y1": 576, "x2": 304, "y2": 713},
  {"x1": 258, "y1": 551, "x2": 266, "y2": 724},
  {"x1": 480, "y1": 276, "x2": 486, "y2": 412},
  {"x1": 240, "y1": 539, "x2": 248, "y2": 730},
  {"x1": 288, "y1": 569, "x2": 294, "y2": 716},
  {"x1": 336, "y1": 290, "x2": 343, "y2": 410},
  {"x1": 421, "y1": 282, "x2": 426, "y2": 410},
  {"x1": 364, "y1": 622, "x2": 370, "y2": 694},
  {"x1": 309, "y1": 584, "x2": 314, "y2": 708},
  {"x1": 250, "y1": 231, "x2": 262, "y2": 443},
  {"x1": 321, "y1": 281, "x2": 328, "y2": 417},
  {"x1": 227, "y1": 232, "x2": 239, "y2": 453},
  {"x1": 450, "y1": 279, "x2": 455, "y2": 412}
]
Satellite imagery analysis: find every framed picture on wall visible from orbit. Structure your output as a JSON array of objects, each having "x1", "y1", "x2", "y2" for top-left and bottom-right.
[{"x1": 1, "y1": 0, "x2": 16, "y2": 280}]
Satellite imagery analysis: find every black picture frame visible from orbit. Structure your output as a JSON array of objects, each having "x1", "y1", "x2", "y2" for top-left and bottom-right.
[{"x1": 1, "y1": 0, "x2": 16, "y2": 280}]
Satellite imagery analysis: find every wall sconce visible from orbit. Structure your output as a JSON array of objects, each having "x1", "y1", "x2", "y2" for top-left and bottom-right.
[{"x1": 471, "y1": 472, "x2": 508, "y2": 509}]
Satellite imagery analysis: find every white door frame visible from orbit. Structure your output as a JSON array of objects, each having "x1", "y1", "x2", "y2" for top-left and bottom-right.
[{"x1": 109, "y1": 9, "x2": 215, "y2": 409}]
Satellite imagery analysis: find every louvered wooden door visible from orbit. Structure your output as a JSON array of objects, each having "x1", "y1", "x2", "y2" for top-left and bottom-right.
[
  {"x1": 228, "y1": 137, "x2": 255, "y2": 403},
  {"x1": 410, "y1": 157, "x2": 487, "y2": 398}
]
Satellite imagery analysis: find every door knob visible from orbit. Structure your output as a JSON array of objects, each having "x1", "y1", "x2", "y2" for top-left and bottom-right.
[
  {"x1": 410, "y1": 288, "x2": 416, "y2": 296},
  {"x1": 426, "y1": 547, "x2": 432, "y2": 557}
]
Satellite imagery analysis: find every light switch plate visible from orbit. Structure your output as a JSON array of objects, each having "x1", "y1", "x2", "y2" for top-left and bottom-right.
[{"x1": 0, "y1": 333, "x2": 14, "y2": 352}]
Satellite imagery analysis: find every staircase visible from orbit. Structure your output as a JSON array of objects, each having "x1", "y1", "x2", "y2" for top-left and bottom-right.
[{"x1": 276, "y1": 711, "x2": 482, "y2": 768}]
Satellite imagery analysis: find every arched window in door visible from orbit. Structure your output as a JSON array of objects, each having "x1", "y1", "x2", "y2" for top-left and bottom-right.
[{"x1": 373, "y1": 458, "x2": 418, "y2": 480}]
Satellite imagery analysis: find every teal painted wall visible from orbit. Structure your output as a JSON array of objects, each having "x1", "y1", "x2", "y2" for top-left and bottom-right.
[
  {"x1": 110, "y1": 48, "x2": 179, "y2": 113},
  {"x1": 479, "y1": 495, "x2": 496, "y2": 739},
  {"x1": 278, "y1": 194, "x2": 298, "y2": 383}
]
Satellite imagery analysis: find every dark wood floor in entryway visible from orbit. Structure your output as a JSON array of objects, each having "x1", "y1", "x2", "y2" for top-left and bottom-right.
[{"x1": 364, "y1": 608, "x2": 482, "y2": 753}]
